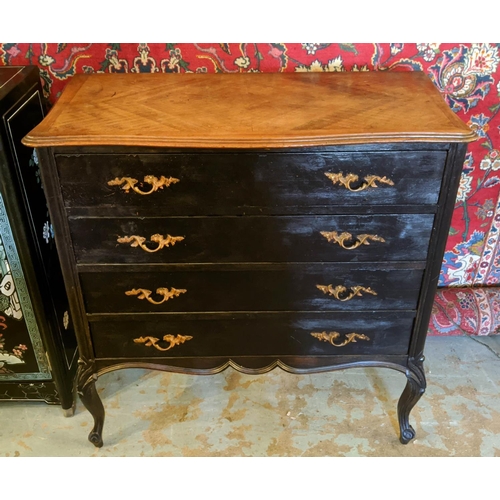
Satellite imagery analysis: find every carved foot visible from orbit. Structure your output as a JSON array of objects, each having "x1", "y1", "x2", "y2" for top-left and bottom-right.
[
  {"x1": 88, "y1": 430, "x2": 104, "y2": 448},
  {"x1": 397, "y1": 355, "x2": 426, "y2": 445},
  {"x1": 77, "y1": 356, "x2": 105, "y2": 448}
]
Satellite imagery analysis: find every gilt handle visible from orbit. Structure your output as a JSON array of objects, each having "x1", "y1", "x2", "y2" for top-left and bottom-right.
[
  {"x1": 133, "y1": 334, "x2": 193, "y2": 352},
  {"x1": 320, "y1": 231, "x2": 385, "y2": 250},
  {"x1": 325, "y1": 172, "x2": 394, "y2": 192},
  {"x1": 108, "y1": 175, "x2": 179, "y2": 195},
  {"x1": 316, "y1": 284, "x2": 377, "y2": 301},
  {"x1": 311, "y1": 331, "x2": 370, "y2": 348},
  {"x1": 117, "y1": 233, "x2": 184, "y2": 253},
  {"x1": 125, "y1": 287, "x2": 186, "y2": 305}
]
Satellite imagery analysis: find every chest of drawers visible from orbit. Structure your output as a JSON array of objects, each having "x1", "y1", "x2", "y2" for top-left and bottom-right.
[{"x1": 23, "y1": 71, "x2": 475, "y2": 447}]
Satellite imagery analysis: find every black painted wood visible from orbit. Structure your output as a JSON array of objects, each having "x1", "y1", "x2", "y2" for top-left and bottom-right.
[
  {"x1": 76, "y1": 356, "x2": 104, "y2": 447},
  {"x1": 79, "y1": 264, "x2": 424, "y2": 313},
  {"x1": 409, "y1": 143, "x2": 470, "y2": 359},
  {"x1": 56, "y1": 151, "x2": 447, "y2": 216},
  {"x1": 88, "y1": 311, "x2": 416, "y2": 358},
  {"x1": 94, "y1": 354, "x2": 410, "y2": 375},
  {"x1": 50, "y1": 142, "x2": 452, "y2": 156},
  {"x1": 398, "y1": 354, "x2": 426, "y2": 444},
  {"x1": 69, "y1": 213, "x2": 435, "y2": 264},
  {"x1": 37, "y1": 148, "x2": 95, "y2": 363},
  {"x1": 0, "y1": 380, "x2": 59, "y2": 403},
  {"x1": 0, "y1": 67, "x2": 76, "y2": 410},
  {"x1": 67, "y1": 204, "x2": 438, "y2": 217}
]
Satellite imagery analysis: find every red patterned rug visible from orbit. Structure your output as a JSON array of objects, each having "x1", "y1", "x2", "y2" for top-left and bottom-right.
[{"x1": 429, "y1": 287, "x2": 500, "y2": 336}]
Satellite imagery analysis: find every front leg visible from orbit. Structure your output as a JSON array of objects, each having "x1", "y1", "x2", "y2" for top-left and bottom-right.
[
  {"x1": 397, "y1": 355, "x2": 426, "y2": 444},
  {"x1": 77, "y1": 356, "x2": 105, "y2": 448}
]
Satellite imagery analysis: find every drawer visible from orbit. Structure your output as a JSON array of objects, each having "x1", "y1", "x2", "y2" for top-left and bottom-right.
[
  {"x1": 79, "y1": 264, "x2": 424, "y2": 313},
  {"x1": 69, "y1": 214, "x2": 435, "y2": 264},
  {"x1": 56, "y1": 151, "x2": 447, "y2": 216},
  {"x1": 80, "y1": 264, "x2": 423, "y2": 313},
  {"x1": 89, "y1": 311, "x2": 416, "y2": 358}
]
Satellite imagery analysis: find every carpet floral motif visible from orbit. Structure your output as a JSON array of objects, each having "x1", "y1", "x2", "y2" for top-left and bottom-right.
[{"x1": 429, "y1": 287, "x2": 500, "y2": 336}]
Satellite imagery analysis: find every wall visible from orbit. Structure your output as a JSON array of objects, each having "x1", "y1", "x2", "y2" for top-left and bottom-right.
[{"x1": 1, "y1": 42, "x2": 500, "y2": 287}]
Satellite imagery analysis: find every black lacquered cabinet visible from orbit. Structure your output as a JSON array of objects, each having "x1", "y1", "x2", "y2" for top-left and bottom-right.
[{"x1": 0, "y1": 66, "x2": 77, "y2": 411}]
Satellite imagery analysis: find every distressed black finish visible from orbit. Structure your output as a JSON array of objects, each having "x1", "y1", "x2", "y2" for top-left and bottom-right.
[
  {"x1": 69, "y1": 213, "x2": 435, "y2": 264},
  {"x1": 398, "y1": 354, "x2": 427, "y2": 444},
  {"x1": 0, "y1": 67, "x2": 77, "y2": 410},
  {"x1": 76, "y1": 356, "x2": 104, "y2": 447},
  {"x1": 89, "y1": 311, "x2": 416, "y2": 358},
  {"x1": 33, "y1": 141, "x2": 469, "y2": 447},
  {"x1": 34, "y1": 141, "x2": 469, "y2": 447},
  {"x1": 79, "y1": 264, "x2": 424, "y2": 313},
  {"x1": 56, "y1": 150, "x2": 447, "y2": 215}
]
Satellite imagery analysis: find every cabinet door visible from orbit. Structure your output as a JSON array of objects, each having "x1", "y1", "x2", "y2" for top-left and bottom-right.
[
  {"x1": 0, "y1": 190, "x2": 52, "y2": 381},
  {"x1": 4, "y1": 87, "x2": 77, "y2": 371},
  {"x1": 0, "y1": 70, "x2": 77, "y2": 404}
]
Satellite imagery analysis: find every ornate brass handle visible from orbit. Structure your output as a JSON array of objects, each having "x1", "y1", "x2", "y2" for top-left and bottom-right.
[
  {"x1": 316, "y1": 284, "x2": 377, "y2": 301},
  {"x1": 325, "y1": 172, "x2": 394, "y2": 192},
  {"x1": 320, "y1": 231, "x2": 385, "y2": 250},
  {"x1": 117, "y1": 234, "x2": 184, "y2": 253},
  {"x1": 108, "y1": 175, "x2": 179, "y2": 195},
  {"x1": 311, "y1": 331, "x2": 370, "y2": 347},
  {"x1": 125, "y1": 287, "x2": 186, "y2": 305},
  {"x1": 134, "y1": 334, "x2": 193, "y2": 351}
]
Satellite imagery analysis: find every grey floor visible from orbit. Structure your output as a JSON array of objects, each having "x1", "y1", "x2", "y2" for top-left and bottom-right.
[{"x1": 1, "y1": 336, "x2": 500, "y2": 456}]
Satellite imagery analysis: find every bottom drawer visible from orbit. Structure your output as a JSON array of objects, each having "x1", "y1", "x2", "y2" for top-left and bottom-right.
[{"x1": 89, "y1": 312, "x2": 415, "y2": 358}]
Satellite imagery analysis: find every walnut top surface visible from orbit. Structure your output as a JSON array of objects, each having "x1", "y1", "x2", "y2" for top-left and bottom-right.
[{"x1": 23, "y1": 72, "x2": 475, "y2": 148}]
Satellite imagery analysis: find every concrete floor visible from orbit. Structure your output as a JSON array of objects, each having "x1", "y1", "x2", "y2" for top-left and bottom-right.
[{"x1": 1, "y1": 336, "x2": 500, "y2": 457}]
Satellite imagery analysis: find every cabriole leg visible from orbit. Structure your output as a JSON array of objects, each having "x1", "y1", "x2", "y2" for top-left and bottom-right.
[
  {"x1": 77, "y1": 356, "x2": 105, "y2": 448},
  {"x1": 397, "y1": 355, "x2": 426, "y2": 444}
]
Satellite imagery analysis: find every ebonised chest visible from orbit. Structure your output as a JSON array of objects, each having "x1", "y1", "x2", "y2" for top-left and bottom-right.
[{"x1": 23, "y1": 71, "x2": 475, "y2": 447}]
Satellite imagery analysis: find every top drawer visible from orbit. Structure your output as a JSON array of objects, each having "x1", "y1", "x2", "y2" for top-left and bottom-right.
[{"x1": 55, "y1": 151, "x2": 447, "y2": 216}]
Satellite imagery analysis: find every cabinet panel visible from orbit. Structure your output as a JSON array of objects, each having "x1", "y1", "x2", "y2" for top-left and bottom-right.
[{"x1": 0, "y1": 66, "x2": 77, "y2": 408}]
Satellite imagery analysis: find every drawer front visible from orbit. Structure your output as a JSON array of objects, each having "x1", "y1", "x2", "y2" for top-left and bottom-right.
[
  {"x1": 89, "y1": 312, "x2": 415, "y2": 358},
  {"x1": 79, "y1": 264, "x2": 424, "y2": 313},
  {"x1": 69, "y1": 214, "x2": 435, "y2": 264},
  {"x1": 56, "y1": 151, "x2": 447, "y2": 215},
  {"x1": 80, "y1": 264, "x2": 423, "y2": 313}
]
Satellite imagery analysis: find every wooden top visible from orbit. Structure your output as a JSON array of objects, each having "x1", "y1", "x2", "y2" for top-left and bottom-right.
[{"x1": 22, "y1": 72, "x2": 476, "y2": 149}]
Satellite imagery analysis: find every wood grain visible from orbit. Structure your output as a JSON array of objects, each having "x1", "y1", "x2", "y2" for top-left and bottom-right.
[{"x1": 22, "y1": 72, "x2": 476, "y2": 148}]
